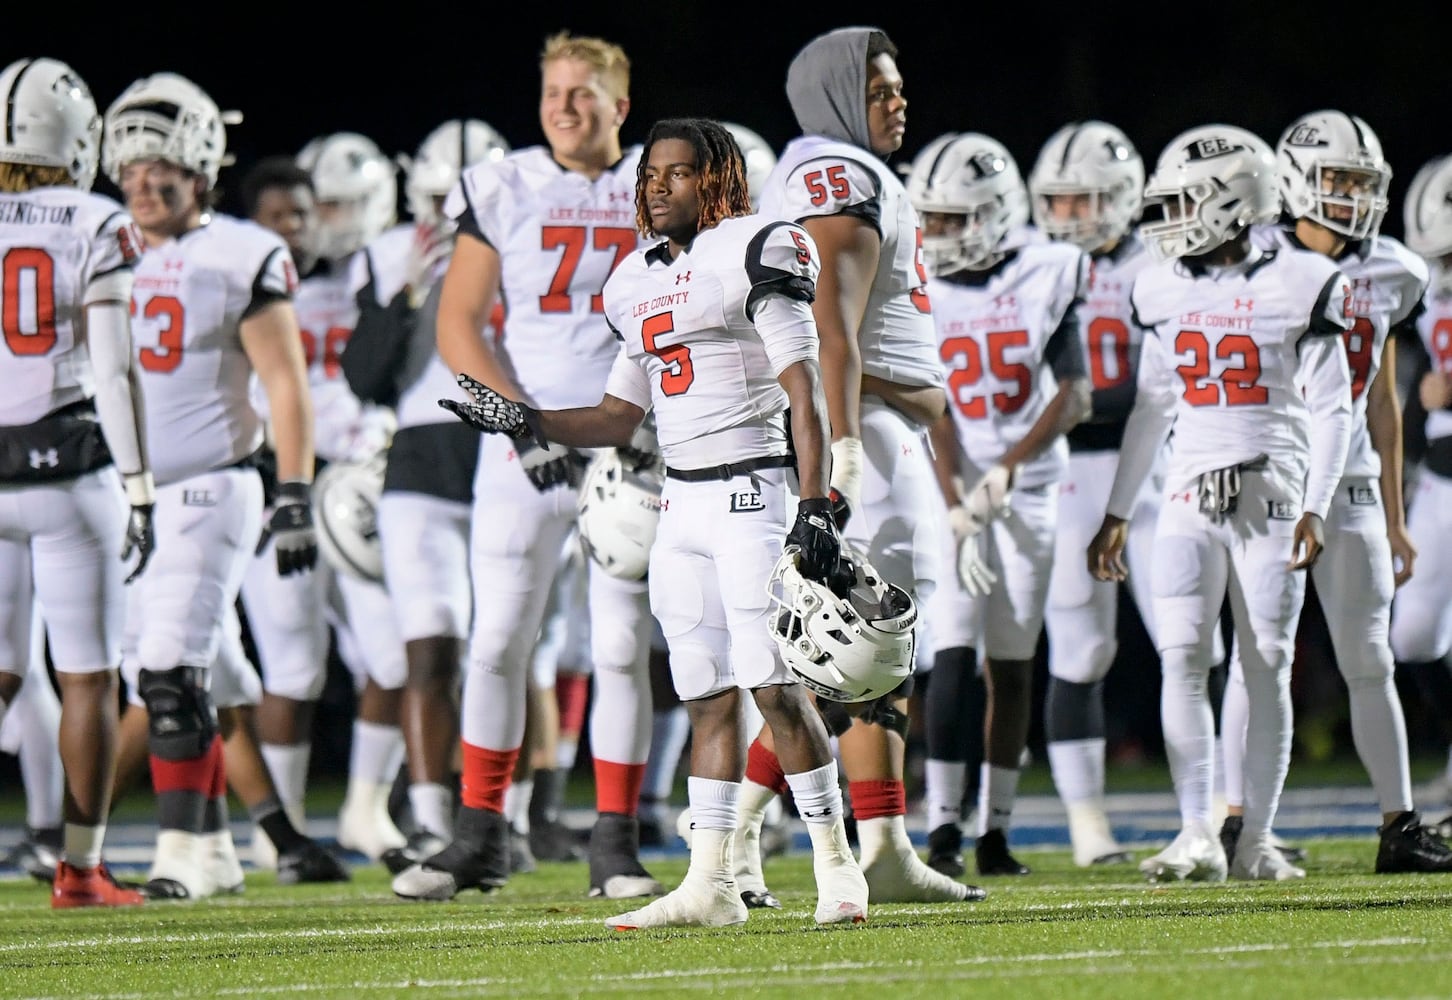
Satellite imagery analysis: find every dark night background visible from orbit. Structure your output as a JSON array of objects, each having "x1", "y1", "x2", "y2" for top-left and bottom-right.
[
  {"x1": 3, "y1": 0, "x2": 1450, "y2": 784},
  {"x1": 8, "y1": 1, "x2": 1448, "y2": 245}
]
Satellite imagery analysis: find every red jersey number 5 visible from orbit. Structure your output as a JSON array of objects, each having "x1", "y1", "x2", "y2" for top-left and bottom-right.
[{"x1": 642, "y1": 312, "x2": 694, "y2": 396}]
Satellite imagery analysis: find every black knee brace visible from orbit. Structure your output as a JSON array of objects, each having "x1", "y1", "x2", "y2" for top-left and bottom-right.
[
  {"x1": 860, "y1": 695, "x2": 910, "y2": 739},
  {"x1": 817, "y1": 699, "x2": 856, "y2": 738},
  {"x1": 138, "y1": 665, "x2": 217, "y2": 760}
]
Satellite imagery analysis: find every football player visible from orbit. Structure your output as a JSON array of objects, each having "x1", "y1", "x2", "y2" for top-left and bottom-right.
[
  {"x1": 1215, "y1": 112, "x2": 1452, "y2": 873},
  {"x1": 104, "y1": 71, "x2": 319, "y2": 898},
  {"x1": 745, "y1": 25, "x2": 982, "y2": 906},
  {"x1": 0, "y1": 57, "x2": 153, "y2": 907},
  {"x1": 1029, "y1": 121, "x2": 1157, "y2": 869},
  {"x1": 1088, "y1": 124, "x2": 1353, "y2": 882},
  {"x1": 340, "y1": 118, "x2": 516, "y2": 873},
  {"x1": 908, "y1": 132, "x2": 1093, "y2": 877},
  {"x1": 445, "y1": 116, "x2": 878, "y2": 929},
  {"x1": 392, "y1": 32, "x2": 660, "y2": 903},
  {"x1": 0, "y1": 606, "x2": 64, "y2": 883},
  {"x1": 1391, "y1": 153, "x2": 1452, "y2": 834},
  {"x1": 243, "y1": 131, "x2": 408, "y2": 867}
]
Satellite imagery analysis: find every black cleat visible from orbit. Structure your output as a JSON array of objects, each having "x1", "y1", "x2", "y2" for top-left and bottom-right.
[
  {"x1": 140, "y1": 878, "x2": 192, "y2": 900},
  {"x1": 1375, "y1": 811, "x2": 1452, "y2": 874},
  {"x1": 276, "y1": 841, "x2": 351, "y2": 885},
  {"x1": 975, "y1": 828, "x2": 1030, "y2": 876},
  {"x1": 529, "y1": 818, "x2": 586, "y2": 862},
  {"x1": 4, "y1": 827, "x2": 62, "y2": 884},
  {"x1": 741, "y1": 888, "x2": 782, "y2": 909},
  {"x1": 587, "y1": 812, "x2": 664, "y2": 899},
  {"x1": 381, "y1": 830, "x2": 448, "y2": 876},
  {"x1": 1219, "y1": 815, "x2": 1242, "y2": 869},
  {"x1": 390, "y1": 808, "x2": 511, "y2": 901},
  {"x1": 927, "y1": 823, "x2": 966, "y2": 878}
]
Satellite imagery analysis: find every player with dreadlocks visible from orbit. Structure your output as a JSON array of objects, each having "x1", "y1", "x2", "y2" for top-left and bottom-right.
[{"x1": 442, "y1": 117, "x2": 870, "y2": 929}]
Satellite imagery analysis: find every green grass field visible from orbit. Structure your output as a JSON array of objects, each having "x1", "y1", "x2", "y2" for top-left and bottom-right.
[{"x1": 4, "y1": 838, "x2": 1452, "y2": 1000}]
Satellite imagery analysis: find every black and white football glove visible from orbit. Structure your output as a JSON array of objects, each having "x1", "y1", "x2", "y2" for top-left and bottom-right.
[
  {"x1": 786, "y1": 497, "x2": 845, "y2": 585},
  {"x1": 616, "y1": 416, "x2": 661, "y2": 473},
  {"x1": 270, "y1": 480, "x2": 318, "y2": 576},
  {"x1": 439, "y1": 373, "x2": 546, "y2": 446},
  {"x1": 517, "y1": 438, "x2": 585, "y2": 492},
  {"x1": 121, "y1": 504, "x2": 155, "y2": 585}
]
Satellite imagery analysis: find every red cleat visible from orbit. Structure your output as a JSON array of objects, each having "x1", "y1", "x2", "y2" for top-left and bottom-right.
[{"x1": 51, "y1": 861, "x2": 146, "y2": 909}]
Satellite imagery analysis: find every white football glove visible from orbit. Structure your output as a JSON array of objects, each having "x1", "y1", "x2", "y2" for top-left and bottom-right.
[
  {"x1": 957, "y1": 531, "x2": 997, "y2": 597},
  {"x1": 963, "y1": 463, "x2": 1016, "y2": 526},
  {"x1": 404, "y1": 222, "x2": 453, "y2": 308}
]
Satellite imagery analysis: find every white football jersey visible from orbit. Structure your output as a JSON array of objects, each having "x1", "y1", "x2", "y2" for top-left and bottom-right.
[
  {"x1": 1074, "y1": 235, "x2": 1155, "y2": 435},
  {"x1": 0, "y1": 187, "x2": 143, "y2": 426},
  {"x1": 350, "y1": 223, "x2": 468, "y2": 431},
  {"x1": 291, "y1": 257, "x2": 366, "y2": 462},
  {"x1": 760, "y1": 135, "x2": 944, "y2": 395},
  {"x1": 1256, "y1": 225, "x2": 1428, "y2": 478},
  {"x1": 130, "y1": 214, "x2": 297, "y2": 485},
  {"x1": 445, "y1": 145, "x2": 641, "y2": 410},
  {"x1": 602, "y1": 216, "x2": 820, "y2": 468},
  {"x1": 1130, "y1": 246, "x2": 1353, "y2": 491},
  {"x1": 931, "y1": 241, "x2": 1090, "y2": 488},
  {"x1": 1416, "y1": 270, "x2": 1452, "y2": 443}
]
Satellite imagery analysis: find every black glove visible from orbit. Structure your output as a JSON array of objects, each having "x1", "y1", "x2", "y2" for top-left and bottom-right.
[
  {"x1": 121, "y1": 504, "x2": 155, "y2": 585},
  {"x1": 786, "y1": 497, "x2": 843, "y2": 585},
  {"x1": 517, "y1": 437, "x2": 584, "y2": 492},
  {"x1": 270, "y1": 480, "x2": 318, "y2": 576}
]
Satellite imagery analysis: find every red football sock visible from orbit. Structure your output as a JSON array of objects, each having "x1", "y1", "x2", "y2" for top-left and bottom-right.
[
  {"x1": 555, "y1": 671, "x2": 591, "y2": 741},
  {"x1": 849, "y1": 779, "x2": 906, "y2": 821},
  {"x1": 745, "y1": 737, "x2": 789, "y2": 795},
  {"x1": 594, "y1": 759, "x2": 646, "y2": 817},
  {"x1": 460, "y1": 741, "x2": 518, "y2": 813}
]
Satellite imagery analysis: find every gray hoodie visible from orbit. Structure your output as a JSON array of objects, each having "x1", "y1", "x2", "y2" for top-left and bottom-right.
[{"x1": 785, "y1": 26, "x2": 879, "y2": 152}]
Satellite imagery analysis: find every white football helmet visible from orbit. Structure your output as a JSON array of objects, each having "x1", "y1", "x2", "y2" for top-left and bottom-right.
[
  {"x1": 297, "y1": 132, "x2": 397, "y2": 260},
  {"x1": 1138, "y1": 124, "x2": 1278, "y2": 262},
  {"x1": 1277, "y1": 110, "x2": 1390, "y2": 242},
  {"x1": 1402, "y1": 155, "x2": 1452, "y2": 260},
  {"x1": 0, "y1": 58, "x2": 101, "y2": 190},
  {"x1": 401, "y1": 119, "x2": 509, "y2": 228},
  {"x1": 576, "y1": 448, "x2": 664, "y2": 581},
  {"x1": 906, "y1": 132, "x2": 1029, "y2": 274},
  {"x1": 312, "y1": 457, "x2": 385, "y2": 584},
  {"x1": 1028, "y1": 120, "x2": 1144, "y2": 251},
  {"x1": 722, "y1": 122, "x2": 777, "y2": 210},
  {"x1": 766, "y1": 547, "x2": 917, "y2": 703},
  {"x1": 102, "y1": 72, "x2": 237, "y2": 187}
]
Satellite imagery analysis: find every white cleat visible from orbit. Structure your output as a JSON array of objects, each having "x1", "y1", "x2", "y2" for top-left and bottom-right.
[
  {"x1": 813, "y1": 854, "x2": 869, "y2": 925},
  {"x1": 1067, "y1": 803, "x2": 1132, "y2": 868},
  {"x1": 146, "y1": 830, "x2": 217, "y2": 900},
  {"x1": 338, "y1": 787, "x2": 407, "y2": 861},
  {"x1": 1139, "y1": 822, "x2": 1227, "y2": 883},
  {"x1": 201, "y1": 829, "x2": 246, "y2": 894},
  {"x1": 606, "y1": 877, "x2": 748, "y2": 930},
  {"x1": 391, "y1": 863, "x2": 463, "y2": 901},
  {"x1": 1231, "y1": 838, "x2": 1307, "y2": 881}
]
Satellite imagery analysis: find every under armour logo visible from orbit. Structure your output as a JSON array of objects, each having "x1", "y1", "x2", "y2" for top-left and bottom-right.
[
  {"x1": 1352, "y1": 276, "x2": 1373, "y2": 291},
  {"x1": 993, "y1": 294, "x2": 1016, "y2": 309},
  {"x1": 1234, "y1": 298, "x2": 1253, "y2": 311},
  {"x1": 901, "y1": 443, "x2": 913, "y2": 456},
  {"x1": 28, "y1": 448, "x2": 58, "y2": 469},
  {"x1": 1170, "y1": 491, "x2": 1193, "y2": 504},
  {"x1": 801, "y1": 806, "x2": 836, "y2": 820},
  {"x1": 1061, "y1": 482, "x2": 1076, "y2": 494},
  {"x1": 675, "y1": 271, "x2": 691, "y2": 285},
  {"x1": 609, "y1": 191, "x2": 631, "y2": 202},
  {"x1": 163, "y1": 259, "x2": 184, "y2": 272}
]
